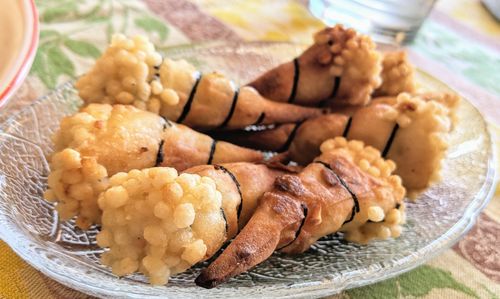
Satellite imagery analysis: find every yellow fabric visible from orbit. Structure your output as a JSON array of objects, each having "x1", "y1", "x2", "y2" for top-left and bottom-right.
[
  {"x1": 436, "y1": 0, "x2": 500, "y2": 37},
  {"x1": 192, "y1": 0, "x2": 324, "y2": 43},
  {"x1": 0, "y1": 242, "x2": 89, "y2": 298}
]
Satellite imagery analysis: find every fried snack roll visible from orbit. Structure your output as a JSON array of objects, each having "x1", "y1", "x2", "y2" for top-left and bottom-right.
[
  {"x1": 247, "y1": 25, "x2": 382, "y2": 106},
  {"x1": 75, "y1": 34, "x2": 163, "y2": 106},
  {"x1": 76, "y1": 34, "x2": 323, "y2": 131},
  {"x1": 196, "y1": 138, "x2": 406, "y2": 288},
  {"x1": 406, "y1": 91, "x2": 459, "y2": 124},
  {"x1": 44, "y1": 104, "x2": 264, "y2": 228},
  {"x1": 373, "y1": 51, "x2": 416, "y2": 97},
  {"x1": 210, "y1": 124, "x2": 299, "y2": 153},
  {"x1": 96, "y1": 163, "x2": 288, "y2": 285},
  {"x1": 212, "y1": 93, "x2": 458, "y2": 193}
]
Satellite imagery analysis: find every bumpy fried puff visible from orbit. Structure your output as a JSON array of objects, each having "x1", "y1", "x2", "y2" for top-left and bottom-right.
[
  {"x1": 374, "y1": 51, "x2": 416, "y2": 97},
  {"x1": 211, "y1": 92, "x2": 458, "y2": 193},
  {"x1": 76, "y1": 35, "x2": 323, "y2": 131},
  {"x1": 44, "y1": 104, "x2": 263, "y2": 228},
  {"x1": 248, "y1": 25, "x2": 382, "y2": 106},
  {"x1": 97, "y1": 163, "x2": 287, "y2": 285},
  {"x1": 196, "y1": 138, "x2": 405, "y2": 288}
]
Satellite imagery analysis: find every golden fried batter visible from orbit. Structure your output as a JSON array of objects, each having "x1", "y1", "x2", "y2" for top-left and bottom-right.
[
  {"x1": 45, "y1": 104, "x2": 264, "y2": 228},
  {"x1": 248, "y1": 25, "x2": 382, "y2": 106},
  {"x1": 76, "y1": 35, "x2": 323, "y2": 131},
  {"x1": 196, "y1": 138, "x2": 405, "y2": 288},
  {"x1": 211, "y1": 93, "x2": 458, "y2": 193},
  {"x1": 374, "y1": 51, "x2": 416, "y2": 96}
]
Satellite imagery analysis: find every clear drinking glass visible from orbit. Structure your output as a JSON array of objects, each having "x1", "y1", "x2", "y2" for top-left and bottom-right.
[{"x1": 309, "y1": 0, "x2": 437, "y2": 44}]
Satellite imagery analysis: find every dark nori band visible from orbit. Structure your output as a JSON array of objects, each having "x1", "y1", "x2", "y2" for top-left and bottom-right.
[
  {"x1": 161, "y1": 116, "x2": 173, "y2": 128},
  {"x1": 220, "y1": 207, "x2": 229, "y2": 235},
  {"x1": 277, "y1": 121, "x2": 303, "y2": 152},
  {"x1": 176, "y1": 72, "x2": 202, "y2": 124},
  {"x1": 318, "y1": 76, "x2": 343, "y2": 107},
  {"x1": 288, "y1": 58, "x2": 300, "y2": 104},
  {"x1": 217, "y1": 87, "x2": 240, "y2": 128},
  {"x1": 277, "y1": 204, "x2": 308, "y2": 250},
  {"x1": 207, "y1": 140, "x2": 218, "y2": 164},
  {"x1": 314, "y1": 161, "x2": 360, "y2": 224},
  {"x1": 342, "y1": 116, "x2": 352, "y2": 138},
  {"x1": 317, "y1": 99, "x2": 328, "y2": 108},
  {"x1": 331, "y1": 76, "x2": 342, "y2": 98},
  {"x1": 252, "y1": 112, "x2": 266, "y2": 125},
  {"x1": 213, "y1": 165, "x2": 244, "y2": 228},
  {"x1": 382, "y1": 124, "x2": 399, "y2": 157},
  {"x1": 154, "y1": 140, "x2": 165, "y2": 167},
  {"x1": 161, "y1": 117, "x2": 173, "y2": 131}
]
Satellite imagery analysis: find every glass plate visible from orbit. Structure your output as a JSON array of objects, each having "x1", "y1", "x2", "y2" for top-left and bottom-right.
[{"x1": 0, "y1": 42, "x2": 496, "y2": 298}]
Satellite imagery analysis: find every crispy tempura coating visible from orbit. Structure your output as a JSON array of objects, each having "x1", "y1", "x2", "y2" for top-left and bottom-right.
[
  {"x1": 97, "y1": 168, "x2": 222, "y2": 285},
  {"x1": 52, "y1": 104, "x2": 163, "y2": 175},
  {"x1": 97, "y1": 163, "x2": 288, "y2": 285},
  {"x1": 374, "y1": 51, "x2": 416, "y2": 97},
  {"x1": 210, "y1": 93, "x2": 458, "y2": 193},
  {"x1": 186, "y1": 163, "x2": 288, "y2": 239},
  {"x1": 76, "y1": 34, "x2": 323, "y2": 131},
  {"x1": 361, "y1": 93, "x2": 456, "y2": 194},
  {"x1": 75, "y1": 34, "x2": 163, "y2": 107},
  {"x1": 196, "y1": 138, "x2": 405, "y2": 288},
  {"x1": 44, "y1": 104, "x2": 264, "y2": 228},
  {"x1": 248, "y1": 25, "x2": 382, "y2": 106}
]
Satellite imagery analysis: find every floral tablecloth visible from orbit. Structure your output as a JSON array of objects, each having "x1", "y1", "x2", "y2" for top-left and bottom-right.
[{"x1": 1, "y1": 0, "x2": 499, "y2": 298}]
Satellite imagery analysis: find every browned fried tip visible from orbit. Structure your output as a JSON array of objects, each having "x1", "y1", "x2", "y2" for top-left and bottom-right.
[
  {"x1": 263, "y1": 158, "x2": 303, "y2": 174},
  {"x1": 195, "y1": 193, "x2": 304, "y2": 288}
]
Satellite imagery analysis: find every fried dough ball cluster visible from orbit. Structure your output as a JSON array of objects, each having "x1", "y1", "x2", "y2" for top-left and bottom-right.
[
  {"x1": 345, "y1": 205, "x2": 406, "y2": 244},
  {"x1": 314, "y1": 25, "x2": 382, "y2": 105},
  {"x1": 419, "y1": 91, "x2": 460, "y2": 125},
  {"x1": 318, "y1": 137, "x2": 406, "y2": 244},
  {"x1": 45, "y1": 104, "x2": 164, "y2": 228},
  {"x1": 376, "y1": 51, "x2": 416, "y2": 96},
  {"x1": 97, "y1": 168, "x2": 225, "y2": 285},
  {"x1": 378, "y1": 93, "x2": 452, "y2": 193},
  {"x1": 51, "y1": 104, "x2": 163, "y2": 175},
  {"x1": 75, "y1": 34, "x2": 179, "y2": 111},
  {"x1": 44, "y1": 149, "x2": 108, "y2": 228}
]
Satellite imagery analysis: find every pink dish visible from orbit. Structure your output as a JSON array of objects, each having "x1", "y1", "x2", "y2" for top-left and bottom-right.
[{"x1": 0, "y1": 0, "x2": 39, "y2": 108}]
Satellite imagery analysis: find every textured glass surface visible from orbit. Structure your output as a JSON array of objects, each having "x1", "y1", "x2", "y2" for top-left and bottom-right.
[{"x1": 0, "y1": 43, "x2": 496, "y2": 298}]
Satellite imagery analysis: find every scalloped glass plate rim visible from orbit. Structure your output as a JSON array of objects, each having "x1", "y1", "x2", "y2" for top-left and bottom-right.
[{"x1": 0, "y1": 42, "x2": 497, "y2": 298}]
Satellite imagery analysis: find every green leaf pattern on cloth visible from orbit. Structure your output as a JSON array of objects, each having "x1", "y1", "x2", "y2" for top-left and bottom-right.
[
  {"x1": 413, "y1": 21, "x2": 500, "y2": 96},
  {"x1": 63, "y1": 39, "x2": 101, "y2": 58},
  {"x1": 134, "y1": 16, "x2": 169, "y2": 41},
  {"x1": 347, "y1": 265, "x2": 479, "y2": 299},
  {"x1": 31, "y1": 0, "x2": 188, "y2": 89},
  {"x1": 47, "y1": 47, "x2": 75, "y2": 77},
  {"x1": 40, "y1": 2, "x2": 78, "y2": 23},
  {"x1": 480, "y1": 283, "x2": 499, "y2": 299}
]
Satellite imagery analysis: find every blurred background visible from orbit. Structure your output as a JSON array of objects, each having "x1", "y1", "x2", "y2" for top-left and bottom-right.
[{"x1": 14, "y1": 0, "x2": 499, "y2": 122}]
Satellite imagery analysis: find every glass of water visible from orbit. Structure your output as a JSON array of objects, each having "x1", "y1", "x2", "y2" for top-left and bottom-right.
[{"x1": 309, "y1": 0, "x2": 437, "y2": 44}]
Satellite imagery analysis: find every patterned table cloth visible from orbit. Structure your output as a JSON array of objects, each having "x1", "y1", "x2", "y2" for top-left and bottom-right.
[{"x1": 0, "y1": 0, "x2": 499, "y2": 298}]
